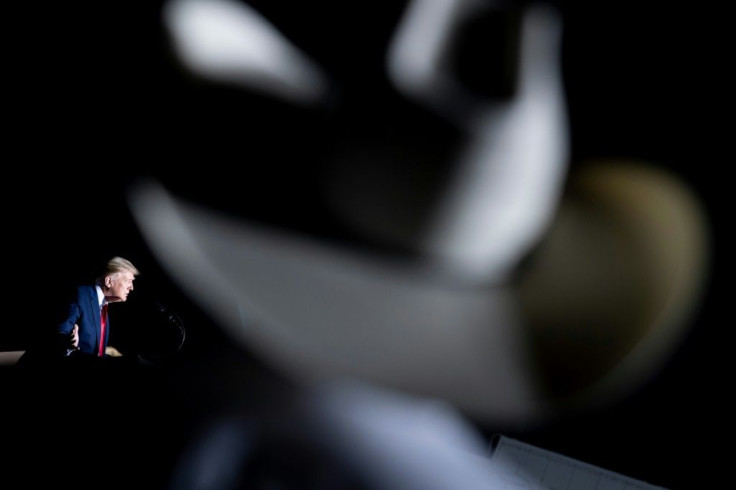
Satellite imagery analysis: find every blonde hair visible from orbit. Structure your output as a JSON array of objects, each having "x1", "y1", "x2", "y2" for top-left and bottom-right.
[{"x1": 96, "y1": 256, "x2": 140, "y2": 284}]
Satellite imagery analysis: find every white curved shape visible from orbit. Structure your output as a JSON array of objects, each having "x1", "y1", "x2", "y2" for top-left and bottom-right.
[
  {"x1": 387, "y1": 0, "x2": 469, "y2": 96},
  {"x1": 391, "y1": 4, "x2": 570, "y2": 282},
  {"x1": 127, "y1": 179, "x2": 546, "y2": 423},
  {"x1": 164, "y1": 0, "x2": 329, "y2": 103}
]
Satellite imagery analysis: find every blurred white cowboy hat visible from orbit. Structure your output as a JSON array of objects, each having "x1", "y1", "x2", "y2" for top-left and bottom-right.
[{"x1": 128, "y1": 0, "x2": 708, "y2": 425}]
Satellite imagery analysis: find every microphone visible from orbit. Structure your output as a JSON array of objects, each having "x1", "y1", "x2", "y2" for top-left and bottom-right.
[{"x1": 140, "y1": 300, "x2": 186, "y2": 357}]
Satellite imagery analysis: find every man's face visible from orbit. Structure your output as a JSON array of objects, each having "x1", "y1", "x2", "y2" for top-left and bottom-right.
[{"x1": 107, "y1": 272, "x2": 136, "y2": 303}]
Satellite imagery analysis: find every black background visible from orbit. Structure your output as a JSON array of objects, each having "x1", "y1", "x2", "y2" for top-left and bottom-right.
[{"x1": 2, "y1": 1, "x2": 727, "y2": 488}]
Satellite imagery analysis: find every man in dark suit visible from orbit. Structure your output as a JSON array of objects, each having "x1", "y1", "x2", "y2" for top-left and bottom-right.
[
  {"x1": 8, "y1": 256, "x2": 173, "y2": 489},
  {"x1": 56, "y1": 256, "x2": 139, "y2": 359}
]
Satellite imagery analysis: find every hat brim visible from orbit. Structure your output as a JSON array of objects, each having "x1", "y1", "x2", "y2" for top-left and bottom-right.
[{"x1": 127, "y1": 160, "x2": 708, "y2": 424}]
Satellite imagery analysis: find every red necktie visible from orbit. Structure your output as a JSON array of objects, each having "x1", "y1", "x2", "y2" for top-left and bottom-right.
[{"x1": 98, "y1": 303, "x2": 108, "y2": 357}]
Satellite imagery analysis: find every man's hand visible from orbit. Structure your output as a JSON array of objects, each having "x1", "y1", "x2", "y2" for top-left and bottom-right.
[
  {"x1": 105, "y1": 346, "x2": 123, "y2": 357},
  {"x1": 70, "y1": 324, "x2": 79, "y2": 350}
]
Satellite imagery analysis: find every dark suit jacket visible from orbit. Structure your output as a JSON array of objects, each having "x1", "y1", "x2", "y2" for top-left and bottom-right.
[{"x1": 56, "y1": 284, "x2": 108, "y2": 357}]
